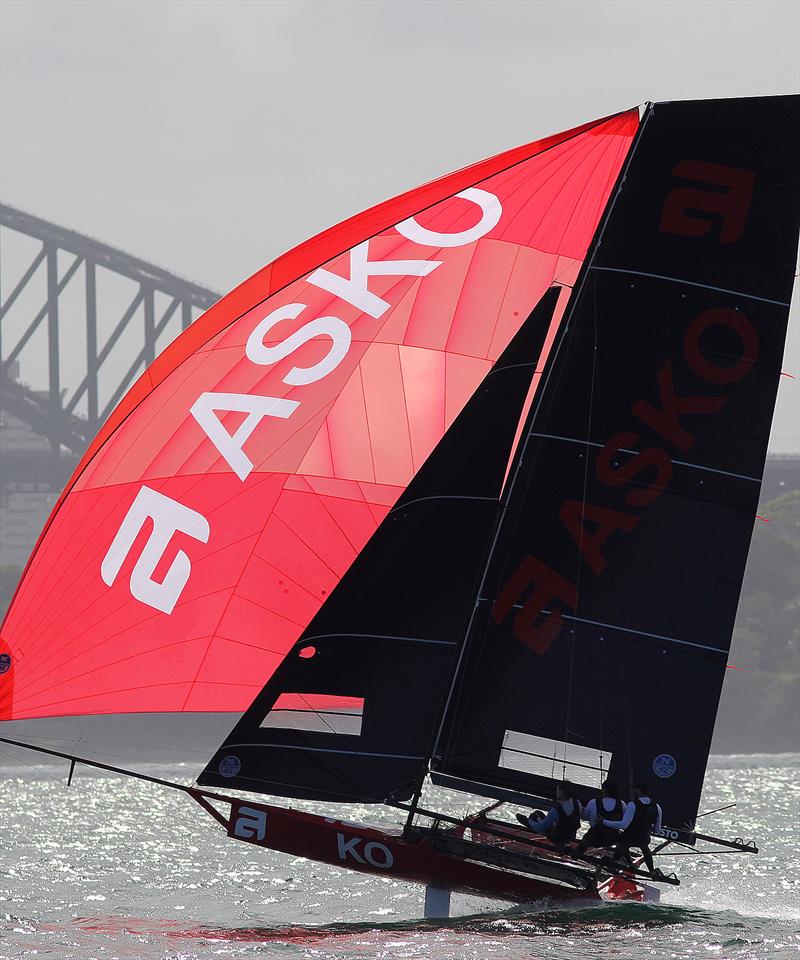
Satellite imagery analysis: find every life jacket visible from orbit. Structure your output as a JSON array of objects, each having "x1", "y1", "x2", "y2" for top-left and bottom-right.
[
  {"x1": 549, "y1": 799, "x2": 581, "y2": 842},
  {"x1": 623, "y1": 797, "x2": 658, "y2": 844},
  {"x1": 597, "y1": 796, "x2": 624, "y2": 824}
]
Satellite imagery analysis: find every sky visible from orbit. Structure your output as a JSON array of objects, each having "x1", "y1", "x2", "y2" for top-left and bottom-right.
[{"x1": 1, "y1": 0, "x2": 799, "y2": 448}]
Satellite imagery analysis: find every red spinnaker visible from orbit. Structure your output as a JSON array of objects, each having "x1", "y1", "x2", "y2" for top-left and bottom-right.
[{"x1": 0, "y1": 110, "x2": 638, "y2": 719}]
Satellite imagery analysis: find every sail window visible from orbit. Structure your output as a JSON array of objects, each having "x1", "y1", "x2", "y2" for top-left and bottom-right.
[
  {"x1": 260, "y1": 693, "x2": 364, "y2": 736},
  {"x1": 498, "y1": 731, "x2": 608, "y2": 788}
]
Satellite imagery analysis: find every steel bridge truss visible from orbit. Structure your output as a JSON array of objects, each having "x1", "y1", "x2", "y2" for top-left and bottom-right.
[{"x1": 0, "y1": 203, "x2": 220, "y2": 461}]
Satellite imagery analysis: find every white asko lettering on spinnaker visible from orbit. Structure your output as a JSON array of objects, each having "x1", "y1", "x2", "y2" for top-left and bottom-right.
[{"x1": 102, "y1": 189, "x2": 503, "y2": 612}]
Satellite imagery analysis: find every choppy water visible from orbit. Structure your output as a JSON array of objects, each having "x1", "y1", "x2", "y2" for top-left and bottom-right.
[{"x1": 1, "y1": 754, "x2": 798, "y2": 959}]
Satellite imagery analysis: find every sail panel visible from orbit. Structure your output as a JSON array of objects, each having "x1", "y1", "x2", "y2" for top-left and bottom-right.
[
  {"x1": 434, "y1": 95, "x2": 800, "y2": 831},
  {"x1": 0, "y1": 112, "x2": 638, "y2": 720}
]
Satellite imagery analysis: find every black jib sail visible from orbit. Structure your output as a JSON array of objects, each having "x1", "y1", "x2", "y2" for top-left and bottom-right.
[
  {"x1": 432, "y1": 95, "x2": 800, "y2": 833},
  {"x1": 198, "y1": 288, "x2": 562, "y2": 802}
]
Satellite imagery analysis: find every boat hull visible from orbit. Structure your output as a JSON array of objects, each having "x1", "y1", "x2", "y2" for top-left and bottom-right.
[{"x1": 194, "y1": 792, "x2": 648, "y2": 905}]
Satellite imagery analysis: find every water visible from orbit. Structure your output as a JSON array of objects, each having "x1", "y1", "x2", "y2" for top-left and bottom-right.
[{"x1": 1, "y1": 754, "x2": 798, "y2": 959}]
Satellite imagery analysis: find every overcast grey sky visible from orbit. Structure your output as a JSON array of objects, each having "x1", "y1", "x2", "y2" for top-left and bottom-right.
[{"x1": 1, "y1": 0, "x2": 799, "y2": 448}]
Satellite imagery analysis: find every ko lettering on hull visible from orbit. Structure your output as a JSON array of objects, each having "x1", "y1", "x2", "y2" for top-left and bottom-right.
[{"x1": 336, "y1": 833, "x2": 394, "y2": 869}]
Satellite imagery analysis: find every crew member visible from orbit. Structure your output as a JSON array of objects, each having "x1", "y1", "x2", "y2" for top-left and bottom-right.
[
  {"x1": 516, "y1": 781, "x2": 582, "y2": 844},
  {"x1": 575, "y1": 779, "x2": 625, "y2": 852},
  {"x1": 599, "y1": 779, "x2": 664, "y2": 877}
]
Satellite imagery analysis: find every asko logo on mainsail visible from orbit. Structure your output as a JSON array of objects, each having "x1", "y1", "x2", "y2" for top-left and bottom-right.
[{"x1": 2, "y1": 95, "x2": 798, "y2": 913}]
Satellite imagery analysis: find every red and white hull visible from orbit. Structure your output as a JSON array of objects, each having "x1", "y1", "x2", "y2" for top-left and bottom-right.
[{"x1": 192, "y1": 790, "x2": 650, "y2": 906}]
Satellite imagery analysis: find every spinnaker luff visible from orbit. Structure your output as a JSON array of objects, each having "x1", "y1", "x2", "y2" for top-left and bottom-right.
[{"x1": 2, "y1": 96, "x2": 798, "y2": 912}]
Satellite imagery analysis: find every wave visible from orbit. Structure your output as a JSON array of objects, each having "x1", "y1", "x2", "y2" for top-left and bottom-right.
[{"x1": 54, "y1": 901, "x2": 796, "y2": 946}]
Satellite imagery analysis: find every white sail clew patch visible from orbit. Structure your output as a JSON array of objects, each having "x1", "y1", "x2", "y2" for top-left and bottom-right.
[{"x1": 101, "y1": 485, "x2": 210, "y2": 614}]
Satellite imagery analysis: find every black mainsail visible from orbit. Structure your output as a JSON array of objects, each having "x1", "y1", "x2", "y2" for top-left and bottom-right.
[{"x1": 433, "y1": 95, "x2": 800, "y2": 833}]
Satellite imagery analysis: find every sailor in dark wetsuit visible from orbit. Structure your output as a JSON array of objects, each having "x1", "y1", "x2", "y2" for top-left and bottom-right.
[
  {"x1": 516, "y1": 781, "x2": 582, "y2": 844},
  {"x1": 601, "y1": 779, "x2": 664, "y2": 877},
  {"x1": 575, "y1": 779, "x2": 624, "y2": 852}
]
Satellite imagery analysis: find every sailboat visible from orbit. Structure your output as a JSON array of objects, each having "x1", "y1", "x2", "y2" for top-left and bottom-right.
[{"x1": 2, "y1": 95, "x2": 798, "y2": 915}]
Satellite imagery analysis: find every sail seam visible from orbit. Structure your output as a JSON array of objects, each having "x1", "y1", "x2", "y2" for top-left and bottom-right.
[{"x1": 591, "y1": 266, "x2": 791, "y2": 306}]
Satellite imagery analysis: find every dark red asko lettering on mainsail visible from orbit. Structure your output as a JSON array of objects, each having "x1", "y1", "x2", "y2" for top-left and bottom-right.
[{"x1": 492, "y1": 162, "x2": 759, "y2": 655}]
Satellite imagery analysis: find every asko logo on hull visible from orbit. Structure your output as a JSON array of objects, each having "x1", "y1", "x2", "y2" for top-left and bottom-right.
[{"x1": 101, "y1": 190, "x2": 502, "y2": 614}]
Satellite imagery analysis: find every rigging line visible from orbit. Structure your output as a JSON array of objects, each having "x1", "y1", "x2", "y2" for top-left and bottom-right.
[
  {"x1": 279, "y1": 693, "x2": 340, "y2": 740},
  {"x1": 396, "y1": 342, "x2": 419, "y2": 476},
  {"x1": 0, "y1": 736, "x2": 196, "y2": 794},
  {"x1": 696, "y1": 802, "x2": 736, "y2": 819},
  {"x1": 659, "y1": 849, "x2": 751, "y2": 856},
  {"x1": 599, "y1": 633, "x2": 607, "y2": 787},
  {"x1": 0, "y1": 747, "x2": 64, "y2": 781},
  {"x1": 590, "y1": 266, "x2": 792, "y2": 307},
  {"x1": 563, "y1": 247, "x2": 601, "y2": 771},
  {"x1": 11, "y1": 734, "x2": 213, "y2": 754},
  {"x1": 488, "y1": 244, "x2": 522, "y2": 358}
]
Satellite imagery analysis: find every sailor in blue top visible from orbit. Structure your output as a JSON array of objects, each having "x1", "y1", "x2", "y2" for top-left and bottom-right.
[
  {"x1": 600, "y1": 779, "x2": 665, "y2": 878},
  {"x1": 575, "y1": 778, "x2": 625, "y2": 852},
  {"x1": 516, "y1": 781, "x2": 582, "y2": 844}
]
